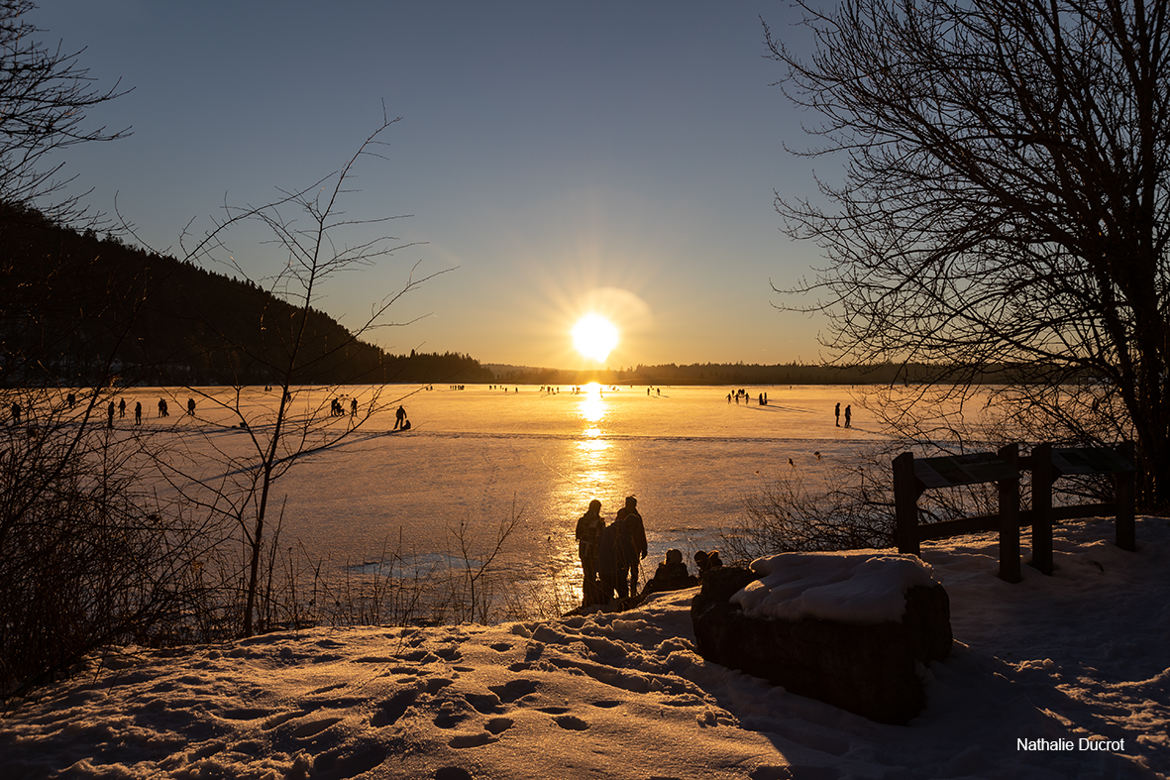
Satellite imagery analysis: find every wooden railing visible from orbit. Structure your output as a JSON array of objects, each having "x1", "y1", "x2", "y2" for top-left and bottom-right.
[{"x1": 893, "y1": 443, "x2": 1136, "y2": 582}]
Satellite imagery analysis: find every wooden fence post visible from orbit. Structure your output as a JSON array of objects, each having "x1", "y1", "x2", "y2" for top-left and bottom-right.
[
  {"x1": 1029, "y1": 443, "x2": 1054, "y2": 575},
  {"x1": 1116, "y1": 440, "x2": 1136, "y2": 551},
  {"x1": 997, "y1": 443, "x2": 1021, "y2": 583},
  {"x1": 893, "y1": 452, "x2": 919, "y2": 556}
]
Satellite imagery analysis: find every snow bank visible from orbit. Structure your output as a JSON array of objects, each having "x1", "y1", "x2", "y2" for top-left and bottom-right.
[
  {"x1": 1, "y1": 516, "x2": 1167, "y2": 778},
  {"x1": 732, "y1": 550, "x2": 938, "y2": 623}
]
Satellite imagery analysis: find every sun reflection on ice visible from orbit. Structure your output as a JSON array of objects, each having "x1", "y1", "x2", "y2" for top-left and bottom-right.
[{"x1": 578, "y1": 381, "x2": 606, "y2": 425}]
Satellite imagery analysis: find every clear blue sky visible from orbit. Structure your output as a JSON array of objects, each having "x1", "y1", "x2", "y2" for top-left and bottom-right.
[{"x1": 30, "y1": 1, "x2": 830, "y2": 369}]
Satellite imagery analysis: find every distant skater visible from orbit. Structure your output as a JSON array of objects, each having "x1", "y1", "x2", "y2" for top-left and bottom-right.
[
  {"x1": 10, "y1": 402, "x2": 20, "y2": 425},
  {"x1": 350, "y1": 398, "x2": 357, "y2": 417},
  {"x1": 187, "y1": 397, "x2": 196, "y2": 416},
  {"x1": 66, "y1": 392, "x2": 76, "y2": 409},
  {"x1": 575, "y1": 500, "x2": 606, "y2": 606},
  {"x1": 158, "y1": 398, "x2": 168, "y2": 417},
  {"x1": 835, "y1": 402, "x2": 841, "y2": 427},
  {"x1": 394, "y1": 405, "x2": 407, "y2": 430},
  {"x1": 107, "y1": 401, "x2": 115, "y2": 428},
  {"x1": 134, "y1": 401, "x2": 142, "y2": 425},
  {"x1": 844, "y1": 404, "x2": 852, "y2": 428},
  {"x1": 118, "y1": 398, "x2": 126, "y2": 418}
]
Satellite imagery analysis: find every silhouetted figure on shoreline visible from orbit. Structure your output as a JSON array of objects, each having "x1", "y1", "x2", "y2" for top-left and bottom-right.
[
  {"x1": 642, "y1": 549, "x2": 698, "y2": 596},
  {"x1": 575, "y1": 499, "x2": 605, "y2": 605},
  {"x1": 694, "y1": 549, "x2": 723, "y2": 575},
  {"x1": 614, "y1": 496, "x2": 648, "y2": 597},
  {"x1": 844, "y1": 404, "x2": 852, "y2": 428},
  {"x1": 835, "y1": 402, "x2": 841, "y2": 427},
  {"x1": 394, "y1": 405, "x2": 407, "y2": 430}
]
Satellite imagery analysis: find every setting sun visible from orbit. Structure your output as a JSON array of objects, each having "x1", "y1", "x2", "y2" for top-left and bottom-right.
[{"x1": 571, "y1": 313, "x2": 619, "y2": 362}]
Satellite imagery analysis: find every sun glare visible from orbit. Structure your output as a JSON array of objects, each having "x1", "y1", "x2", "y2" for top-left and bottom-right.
[{"x1": 571, "y1": 314, "x2": 619, "y2": 362}]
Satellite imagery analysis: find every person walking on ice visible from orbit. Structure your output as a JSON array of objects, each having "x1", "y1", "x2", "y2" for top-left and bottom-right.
[
  {"x1": 844, "y1": 404, "x2": 852, "y2": 428},
  {"x1": 394, "y1": 405, "x2": 407, "y2": 430},
  {"x1": 835, "y1": 402, "x2": 841, "y2": 427}
]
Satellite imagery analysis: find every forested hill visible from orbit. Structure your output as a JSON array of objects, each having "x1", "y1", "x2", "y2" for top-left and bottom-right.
[{"x1": 0, "y1": 205, "x2": 491, "y2": 386}]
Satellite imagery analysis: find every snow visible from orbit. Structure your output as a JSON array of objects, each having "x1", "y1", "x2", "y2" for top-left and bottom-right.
[
  {"x1": 732, "y1": 551, "x2": 937, "y2": 623},
  {"x1": 2, "y1": 515, "x2": 1167, "y2": 778}
]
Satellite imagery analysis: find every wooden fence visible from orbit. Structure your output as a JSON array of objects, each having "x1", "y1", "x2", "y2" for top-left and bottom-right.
[{"x1": 893, "y1": 443, "x2": 1136, "y2": 582}]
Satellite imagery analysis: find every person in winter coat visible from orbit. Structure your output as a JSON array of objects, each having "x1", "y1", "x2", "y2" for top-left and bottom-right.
[{"x1": 575, "y1": 499, "x2": 605, "y2": 605}]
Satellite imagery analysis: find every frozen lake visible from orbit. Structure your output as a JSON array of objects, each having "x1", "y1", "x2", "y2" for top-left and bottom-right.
[{"x1": 115, "y1": 383, "x2": 903, "y2": 601}]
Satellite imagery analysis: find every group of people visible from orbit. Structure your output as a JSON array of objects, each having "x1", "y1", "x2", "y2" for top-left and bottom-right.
[
  {"x1": 575, "y1": 497, "x2": 729, "y2": 607},
  {"x1": 834, "y1": 402, "x2": 852, "y2": 428},
  {"x1": 727, "y1": 389, "x2": 767, "y2": 405},
  {"x1": 574, "y1": 496, "x2": 649, "y2": 606},
  {"x1": 330, "y1": 397, "x2": 357, "y2": 417}
]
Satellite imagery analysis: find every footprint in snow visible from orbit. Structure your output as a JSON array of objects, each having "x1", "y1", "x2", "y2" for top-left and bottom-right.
[
  {"x1": 485, "y1": 716, "x2": 513, "y2": 734},
  {"x1": 448, "y1": 732, "x2": 498, "y2": 749},
  {"x1": 553, "y1": 715, "x2": 589, "y2": 731},
  {"x1": 489, "y1": 678, "x2": 538, "y2": 703},
  {"x1": 434, "y1": 767, "x2": 473, "y2": 780}
]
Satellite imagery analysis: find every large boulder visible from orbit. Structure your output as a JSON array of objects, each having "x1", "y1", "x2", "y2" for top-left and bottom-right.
[{"x1": 690, "y1": 554, "x2": 951, "y2": 725}]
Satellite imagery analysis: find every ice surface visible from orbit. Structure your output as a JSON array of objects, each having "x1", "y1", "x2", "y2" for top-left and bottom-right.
[
  {"x1": 732, "y1": 550, "x2": 937, "y2": 623},
  {"x1": 104, "y1": 384, "x2": 898, "y2": 596}
]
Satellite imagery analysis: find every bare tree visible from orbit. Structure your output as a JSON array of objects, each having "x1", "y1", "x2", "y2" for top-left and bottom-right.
[
  {"x1": 768, "y1": 0, "x2": 1170, "y2": 506},
  {"x1": 0, "y1": 0, "x2": 128, "y2": 224},
  {"x1": 143, "y1": 114, "x2": 448, "y2": 636}
]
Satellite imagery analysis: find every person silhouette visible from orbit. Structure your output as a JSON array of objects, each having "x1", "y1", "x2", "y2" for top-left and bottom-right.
[
  {"x1": 575, "y1": 500, "x2": 606, "y2": 605},
  {"x1": 835, "y1": 402, "x2": 841, "y2": 427},
  {"x1": 844, "y1": 404, "x2": 852, "y2": 428},
  {"x1": 394, "y1": 405, "x2": 407, "y2": 430}
]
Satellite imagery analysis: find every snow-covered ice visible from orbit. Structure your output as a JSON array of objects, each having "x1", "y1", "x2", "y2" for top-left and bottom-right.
[
  {"x1": 2, "y1": 515, "x2": 1166, "y2": 778},
  {"x1": 733, "y1": 551, "x2": 937, "y2": 623}
]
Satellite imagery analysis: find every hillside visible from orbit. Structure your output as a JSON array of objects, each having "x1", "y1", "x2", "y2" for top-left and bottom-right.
[{"x1": 0, "y1": 205, "x2": 491, "y2": 386}]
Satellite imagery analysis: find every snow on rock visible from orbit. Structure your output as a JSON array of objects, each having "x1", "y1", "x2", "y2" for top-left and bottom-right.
[
  {"x1": 1, "y1": 516, "x2": 1168, "y2": 778},
  {"x1": 732, "y1": 551, "x2": 938, "y2": 623}
]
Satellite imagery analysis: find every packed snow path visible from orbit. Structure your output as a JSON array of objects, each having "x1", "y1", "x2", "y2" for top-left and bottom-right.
[{"x1": 2, "y1": 516, "x2": 1167, "y2": 778}]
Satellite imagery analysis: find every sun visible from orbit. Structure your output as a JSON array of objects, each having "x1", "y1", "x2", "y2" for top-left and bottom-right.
[{"x1": 571, "y1": 313, "x2": 619, "y2": 362}]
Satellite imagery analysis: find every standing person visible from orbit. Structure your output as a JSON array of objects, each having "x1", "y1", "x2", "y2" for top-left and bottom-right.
[
  {"x1": 615, "y1": 496, "x2": 648, "y2": 597},
  {"x1": 10, "y1": 402, "x2": 20, "y2": 425},
  {"x1": 106, "y1": 401, "x2": 115, "y2": 428},
  {"x1": 835, "y1": 402, "x2": 841, "y2": 427},
  {"x1": 134, "y1": 401, "x2": 142, "y2": 425},
  {"x1": 118, "y1": 398, "x2": 126, "y2": 417},
  {"x1": 597, "y1": 520, "x2": 624, "y2": 602},
  {"x1": 394, "y1": 404, "x2": 407, "y2": 430},
  {"x1": 158, "y1": 398, "x2": 168, "y2": 417},
  {"x1": 844, "y1": 404, "x2": 852, "y2": 428},
  {"x1": 187, "y1": 397, "x2": 196, "y2": 416},
  {"x1": 575, "y1": 499, "x2": 606, "y2": 605},
  {"x1": 350, "y1": 398, "x2": 358, "y2": 417}
]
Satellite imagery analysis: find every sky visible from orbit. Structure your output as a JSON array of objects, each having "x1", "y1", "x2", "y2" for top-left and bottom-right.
[{"x1": 29, "y1": 1, "x2": 832, "y2": 369}]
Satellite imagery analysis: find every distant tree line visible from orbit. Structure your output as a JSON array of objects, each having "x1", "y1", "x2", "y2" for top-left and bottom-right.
[
  {"x1": 488, "y1": 361, "x2": 1090, "y2": 386},
  {"x1": 0, "y1": 203, "x2": 492, "y2": 386}
]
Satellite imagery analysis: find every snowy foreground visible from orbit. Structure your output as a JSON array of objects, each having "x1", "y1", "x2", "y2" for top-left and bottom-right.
[{"x1": 3, "y1": 517, "x2": 1168, "y2": 779}]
